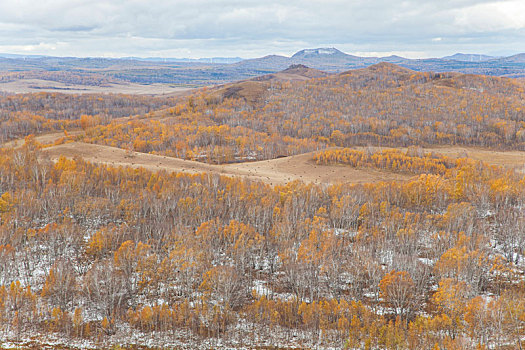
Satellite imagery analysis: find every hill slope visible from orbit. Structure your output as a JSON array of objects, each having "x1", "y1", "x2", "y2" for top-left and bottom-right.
[
  {"x1": 72, "y1": 63, "x2": 525, "y2": 169},
  {"x1": 442, "y1": 53, "x2": 496, "y2": 62},
  {"x1": 210, "y1": 64, "x2": 330, "y2": 104}
]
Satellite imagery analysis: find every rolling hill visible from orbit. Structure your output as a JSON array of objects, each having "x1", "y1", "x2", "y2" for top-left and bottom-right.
[
  {"x1": 1, "y1": 59, "x2": 525, "y2": 350},
  {"x1": 2, "y1": 48, "x2": 525, "y2": 91}
]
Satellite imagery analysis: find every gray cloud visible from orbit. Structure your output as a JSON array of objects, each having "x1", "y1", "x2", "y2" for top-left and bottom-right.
[
  {"x1": 0, "y1": 0, "x2": 523, "y2": 58},
  {"x1": 51, "y1": 25, "x2": 96, "y2": 32}
]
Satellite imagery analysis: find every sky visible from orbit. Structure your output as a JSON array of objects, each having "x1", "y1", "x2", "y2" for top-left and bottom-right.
[{"x1": 0, "y1": 0, "x2": 524, "y2": 59}]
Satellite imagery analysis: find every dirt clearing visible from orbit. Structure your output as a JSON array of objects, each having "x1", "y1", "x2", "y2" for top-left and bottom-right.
[
  {"x1": 42, "y1": 142, "x2": 412, "y2": 186},
  {"x1": 10, "y1": 135, "x2": 525, "y2": 186}
]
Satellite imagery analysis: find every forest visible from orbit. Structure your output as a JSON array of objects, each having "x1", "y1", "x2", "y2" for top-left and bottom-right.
[
  {"x1": 75, "y1": 64, "x2": 525, "y2": 164},
  {"x1": 0, "y1": 92, "x2": 181, "y2": 144},
  {"x1": 0, "y1": 63, "x2": 524, "y2": 349}
]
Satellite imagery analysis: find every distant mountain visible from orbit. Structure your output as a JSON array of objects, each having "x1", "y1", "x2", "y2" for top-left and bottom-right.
[
  {"x1": 233, "y1": 48, "x2": 376, "y2": 72},
  {"x1": 0, "y1": 53, "x2": 49, "y2": 59},
  {"x1": 379, "y1": 55, "x2": 410, "y2": 64},
  {"x1": 1, "y1": 48, "x2": 525, "y2": 86},
  {"x1": 125, "y1": 56, "x2": 243, "y2": 64},
  {"x1": 232, "y1": 48, "x2": 525, "y2": 78},
  {"x1": 291, "y1": 47, "x2": 351, "y2": 59},
  {"x1": 230, "y1": 55, "x2": 291, "y2": 72},
  {"x1": 496, "y1": 53, "x2": 525, "y2": 63},
  {"x1": 442, "y1": 53, "x2": 496, "y2": 62},
  {"x1": 1, "y1": 53, "x2": 243, "y2": 64},
  {"x1": 291, "y1": 47, "x2": 372, "y2": 70}
]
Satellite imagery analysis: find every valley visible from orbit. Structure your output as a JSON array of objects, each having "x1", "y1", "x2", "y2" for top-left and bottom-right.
[
  {"x1": 0, "y1": 60, "x2": 524, "y2": 349},
  {"x1": 2, "y1": 0, "x2": 525, "y2": 347}
]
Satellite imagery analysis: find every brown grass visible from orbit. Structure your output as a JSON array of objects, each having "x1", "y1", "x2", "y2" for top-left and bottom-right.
[
  {"x1": 42, "y1": 142, "x2": 412, "y2": 186},
  {"x1": 8, "y1": 131, "x2": 525, "y2": 185},
  {"x1": 356, "y1": 145, "x2": 525, "y2": 172}
]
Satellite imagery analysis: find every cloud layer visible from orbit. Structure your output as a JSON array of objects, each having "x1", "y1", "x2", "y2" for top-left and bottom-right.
[{"x1": 0, "y1": 0, "x2": 523, "y2": 58}]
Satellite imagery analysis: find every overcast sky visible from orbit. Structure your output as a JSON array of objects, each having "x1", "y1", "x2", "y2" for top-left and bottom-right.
[{"x1": 0, "y1": 0, "x2": 524, "y2": 59}]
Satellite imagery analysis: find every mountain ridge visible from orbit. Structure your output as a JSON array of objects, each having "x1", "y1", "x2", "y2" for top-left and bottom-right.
[{"x1": 1, "y1": 48, "x2": 525, "y2": 87}]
